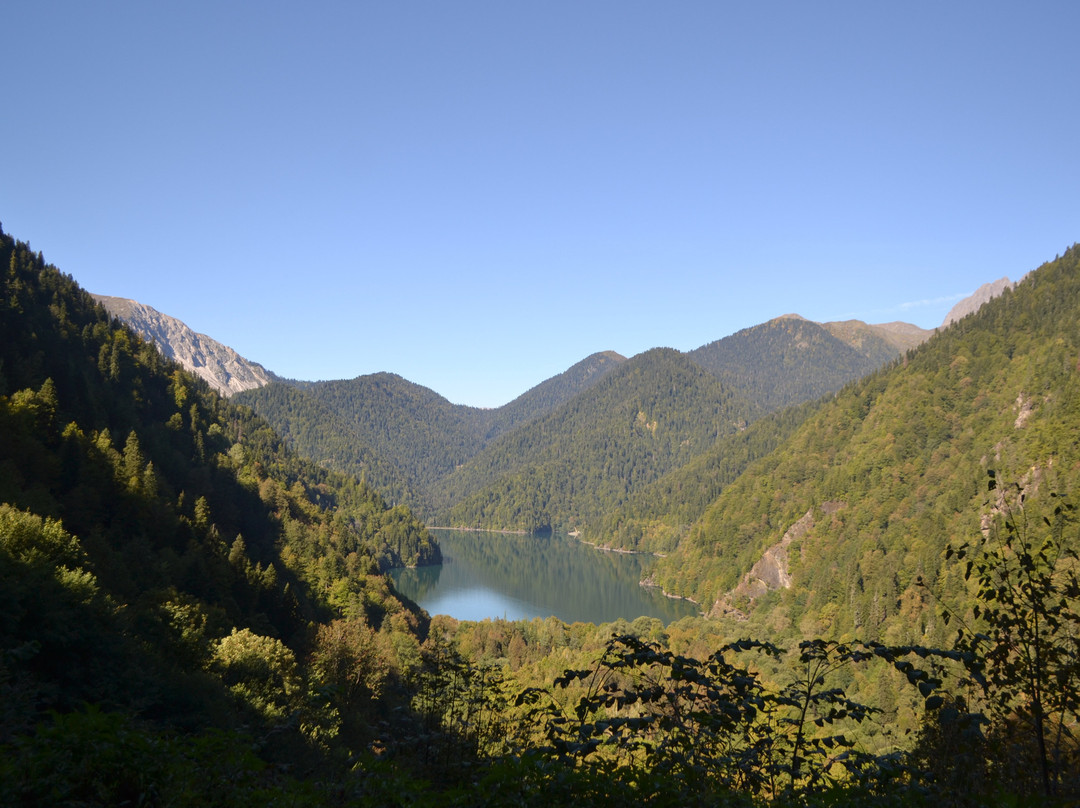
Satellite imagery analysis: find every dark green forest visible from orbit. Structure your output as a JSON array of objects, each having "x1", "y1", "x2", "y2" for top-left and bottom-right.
[
  {"x1": 4, "y1": 223, "x2": 1080, "y2": 805},
  {"x1": 236, "y1": 351, "x2": 627, "y2": 517},
  {"x1": 686, "y1": 315, "x2": 913, "y2": 414},
  {"x1": 437, "y1": 348, "x2": 757, "y2": 533},
  {"x1": 236, "y1": 313, "x2": 917, "y2": 534}
]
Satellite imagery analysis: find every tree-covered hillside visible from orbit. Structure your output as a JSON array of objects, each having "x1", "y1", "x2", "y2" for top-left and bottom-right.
[
  {"x1": 434, "y1": 348, "x2": 758, "y2": 532},
  {"x1": 0, "y1": 225, "x2": 444, "y2": 796},
  {"x1": 477, "y1": 350, "x2": 626, "y2": 439},
  {"x1": 289, "y1": 372, "x2": 491, "y2": 489},
  {"x1": 5, "y1": 223, "x2": 1079, "y2": 805},
  {"x1": 235, "y1": 352, "x2": 625, "y2": 519},
  {"x1": 686, "y1": 315, "x2": 924, "y2": 414},
  {"x1": 230, "y1": 379, "x2": 422, "y2": 508},
  {"x1": 584, "y1": 323, "x2": 927, "y2": 556},
  {"x1": 650, "y1": 246, "x2": 1080, "y2": 647}
]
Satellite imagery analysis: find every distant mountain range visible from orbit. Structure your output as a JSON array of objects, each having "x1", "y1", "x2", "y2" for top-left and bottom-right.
[
  {"x1": 99, "y1": 278, "x2": 1014, "y2": 423},
  {"x1": 234, "y1": 313, "x2": 937, "y2": 529},
  {"x1": 99, "y1": 281, "x2": 1029, "y2": 534}
]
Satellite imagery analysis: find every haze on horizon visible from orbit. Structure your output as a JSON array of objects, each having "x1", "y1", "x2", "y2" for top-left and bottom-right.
[{"x1": 2, "y1": 2, "x2": 1077, "y2": 408}]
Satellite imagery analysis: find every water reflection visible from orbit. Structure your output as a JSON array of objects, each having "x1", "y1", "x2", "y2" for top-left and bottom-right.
[{"x1": 390, "y1": 529, "x2": 698, "y2": 625}]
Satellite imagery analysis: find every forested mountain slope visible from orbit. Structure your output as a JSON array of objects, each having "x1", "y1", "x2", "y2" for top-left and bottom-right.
[
  {"x1": 649, "y1": 245, "x2": 1080, "y2": 647},
  {"x1": 686, "y1": 315, "x2": 930, "y2": 413},
  {"x1": 584, "y1": 396, "x2": 826, "y2": 554},
  {"x1": 0, "y1": 225, "x2": 442, "y2": 794},
  {"x1": 434, "y1": 348, "x2": 758, "y2": 532},
  {"x1": 240, "y1": 373, "x2": 484, "y2": 513},
  {"x1": 587, "y1": 320, "x2": 932, "y2": 555},
  {"x1": 225, "y1": 379, "x2": 421, "y2": 508},
  {"x1": 235, "y1": 352, "x2": 626, "y2": 517},
  {"x1": 290, "y1": 372, "x2": 490, "y2": 488},
  {"x1": 478, "y1": 349, "x2": 626, "y2": 439}
]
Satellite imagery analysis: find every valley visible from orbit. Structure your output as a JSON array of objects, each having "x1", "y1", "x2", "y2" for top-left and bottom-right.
[
  {"x1": 94, "y1": 252, "x2": 1074, "y2": 655},
  {"x1": 5, "y1": 221, "x2": 1080, "y2": 804}
]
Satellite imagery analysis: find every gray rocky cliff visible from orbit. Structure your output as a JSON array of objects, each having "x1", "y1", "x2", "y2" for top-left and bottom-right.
[
  {"x1": 942, "y1": 277, "x2": 1015, "y2": 327},
  {"x1": 92, "y1": 295, "x2": 272, "y2": 397}
]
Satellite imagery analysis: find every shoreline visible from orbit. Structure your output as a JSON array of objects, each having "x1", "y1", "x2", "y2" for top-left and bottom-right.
[
  {"x1": 426, "y1": 525, "x2": 530, "y2": 536},
  {"x1": 640, "y1": 575, "x2": 700, "y2": 607}
]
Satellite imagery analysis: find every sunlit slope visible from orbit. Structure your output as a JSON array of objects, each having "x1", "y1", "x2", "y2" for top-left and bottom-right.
[
  {"x1": 0, "y1": 224, "x2": 436, "y2": 743},
  {"x1": 650, "y1": 246, "x2": 1080, "y2": 645}
]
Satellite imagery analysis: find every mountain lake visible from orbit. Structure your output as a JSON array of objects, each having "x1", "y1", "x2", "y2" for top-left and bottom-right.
[{"x1": 389, "y1": 529, "x2": 700, "y2": 625}]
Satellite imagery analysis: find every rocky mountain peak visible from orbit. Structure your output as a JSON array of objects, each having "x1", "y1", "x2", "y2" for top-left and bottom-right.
[
  {"x1": 92, "y1": 295, "x2": 272, "y2": 397},
  {"x1": 942, "y1": 277, "x2": 1016, "y2": 327}
]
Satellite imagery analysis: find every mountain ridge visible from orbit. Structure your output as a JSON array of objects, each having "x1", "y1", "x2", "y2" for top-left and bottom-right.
[
  {"x1": 99, "y1": 275, "x2": 1009, "y2": 542},
  {"x1": 435, "y1": 347, "x2": 757, "y2": 532},
  {"x1": 685, "y1": 315, "x2": 927, "y2": 414}
]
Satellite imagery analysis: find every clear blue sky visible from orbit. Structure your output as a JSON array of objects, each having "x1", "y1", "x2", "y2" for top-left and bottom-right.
[{"x1": 3, "y1": 2, "x2": 1077, "y2": 408}]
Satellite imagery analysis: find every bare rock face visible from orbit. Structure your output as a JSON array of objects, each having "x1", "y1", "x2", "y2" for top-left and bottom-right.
[
  {"x1": 942, "y1": 278, "x2": 1015, "y2": 327},
  {"x1": 709, "y1": 501, "x2": 847, "y2": 620},
  {"x1": 92, "y1": 295, "x2": 272, "y2": 397},
  {"x1": 709, "y1": 509, "x2": 816, "y2": 619}
]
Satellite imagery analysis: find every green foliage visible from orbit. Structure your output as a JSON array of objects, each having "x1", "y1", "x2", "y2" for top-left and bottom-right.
[
  {"x1": 516, "y1": 634, "x2": 956, "y2": 802},
  {"x1": 0, "y1": 706, "x2": 334, "y2": 807},
  {"x1": 411, "y1": 633, "x2": 514, "y2": 768},
  {"x1": 210, "y1": 628, "x2": 303, "y2": 721},
  {"x1": 0, "y1": 502, "x2": 83, "y2": 568},
  {"x1": 941, "y1": 474, "x2": 1080, "y2": 799},
  {"x1": 312, "y1": 617, "x2": 389, "y2": 704}
]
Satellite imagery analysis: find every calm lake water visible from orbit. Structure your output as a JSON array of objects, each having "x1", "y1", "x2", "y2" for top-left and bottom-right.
[{"x1": 389, "y1": 529, "x2": 699, "y2": 625}]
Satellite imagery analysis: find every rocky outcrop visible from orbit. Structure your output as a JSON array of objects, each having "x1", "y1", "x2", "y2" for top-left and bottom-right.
[
  {"x1": 710, "y1": 502, "x2": 845, "y2": 620},
  {"x1": 942, "y1": 278, "x2": 1015, "y2": 327},
  {"x1": 92, "y1": 295, "x2": 272, "y2": 397}
]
